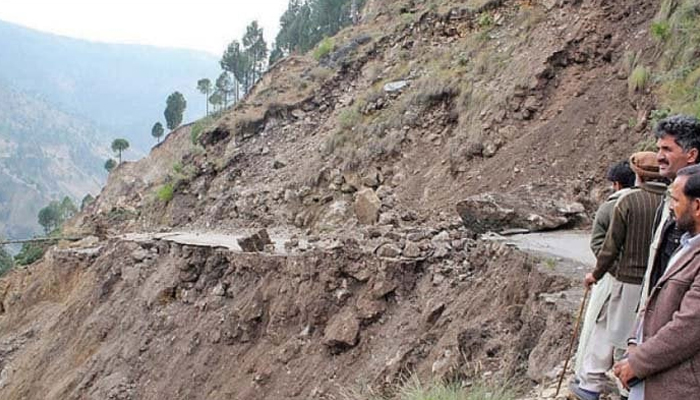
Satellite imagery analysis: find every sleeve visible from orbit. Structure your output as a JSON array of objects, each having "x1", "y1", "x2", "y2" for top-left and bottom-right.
[
  {"x1": 592, "y1": 198, "x2": 627, "y2": 280},
  {"x1": 590, "y1": 201, "x2": 613, "y2": 256},
  {"x1": 629, "y1": 265, "x2": 700, "y2": 378}
]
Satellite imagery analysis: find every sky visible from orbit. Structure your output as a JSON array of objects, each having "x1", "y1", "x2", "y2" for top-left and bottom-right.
[{"x1": 0, "y1": 0, "x2": 290, "y2": 56}]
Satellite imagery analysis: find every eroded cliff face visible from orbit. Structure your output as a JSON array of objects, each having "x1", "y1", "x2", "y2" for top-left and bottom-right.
[
  {"x1": 0, "y1": 235, "x2": 571, "y2": 399},
  {"x1": 1, "y1": 0, "x2": 664, "y2": 398}
]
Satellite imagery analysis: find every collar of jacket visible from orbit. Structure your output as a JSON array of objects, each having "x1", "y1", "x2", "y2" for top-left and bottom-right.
[
  {"x1": 652, "y1": 234, "x2": 700, "y2": 291},
  {"x1": 606, "y1": 187, "x2": 632, "y2": 202},
  {"x1": 639, "y1": 181, "x2": 668, "y2": 195}
]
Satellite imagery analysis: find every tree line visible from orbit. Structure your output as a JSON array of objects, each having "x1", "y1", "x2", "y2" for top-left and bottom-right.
[
  {"x1": 103, "y1": 0, "x2": 363, "y2": 173},
  {"x1": 270, "y1": 0, "x2": 362, "y2": 64},
  {"x1": 0, "y1": 195, "x2": 94, "y2": 276},
  {"x1": 195, "y1": 0, "x2": 361, "y2": 118}
]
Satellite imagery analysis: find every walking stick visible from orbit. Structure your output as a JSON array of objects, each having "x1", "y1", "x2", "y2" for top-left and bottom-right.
[{"x1": 555, "y1": 286, "x2": 591, "y2": 398}]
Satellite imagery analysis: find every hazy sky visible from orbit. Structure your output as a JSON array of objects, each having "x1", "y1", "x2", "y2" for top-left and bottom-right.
[{"x1": 0, "y1": 0, "x2": 290, "y2": 56}]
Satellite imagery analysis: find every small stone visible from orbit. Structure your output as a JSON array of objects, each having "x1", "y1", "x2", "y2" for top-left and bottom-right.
[
  {"x1": 272, "y1": 160, "x2": 286, "y2": 169},
  {"x1": 403, "y1": 242, "x2": 422, "y2": 258},
  {"x1": 376, "y1": 243, "x2": 402, "y2": 258}
]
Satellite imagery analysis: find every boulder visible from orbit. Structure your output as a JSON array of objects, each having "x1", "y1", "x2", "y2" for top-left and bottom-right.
[
  {"x1": 322, "y1": 309, "x2": 360, "y2": 351},
  {"x1": 383, "y1": 80, "x2": 409, "y2": 92},
  {"x1": 456, "y1": 186, "x2": 586, "y2": 234},
  {"x1": 237, "y1": 229, "x2": 274, "y2": 252},
  {"x1": 354, "y1": 188, "x2": 381, "y2": 225},
  {"x1": 376, "y1": 243, "x2": 402, "y2": 258}
]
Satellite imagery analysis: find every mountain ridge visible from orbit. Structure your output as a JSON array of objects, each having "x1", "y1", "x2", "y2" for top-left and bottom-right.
[{"x1": 0, "y1": 18, "x2": 219, "y2": 152}]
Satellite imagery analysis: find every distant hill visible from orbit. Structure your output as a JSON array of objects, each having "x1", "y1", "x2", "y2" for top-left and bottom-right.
[
  {"x1": 0, "y1": 80, "x2": 111, "y2": 240},
  {"x1": 0, "y1": 19, "x2": 220, "y2": 153}
]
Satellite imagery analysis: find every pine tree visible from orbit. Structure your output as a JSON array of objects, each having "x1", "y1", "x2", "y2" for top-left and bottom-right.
[
  {"x1": 164, "y1": 92, "x2": 187, "y2": 130},
  {"x1": 221, "y1": 40, "x2": 245, "y2": 102},
  {"x1": 151, "y1": 122, "x2": 164, "y2": 143},
  {"x1": 215, "y1": 72, "x2": 234, "y2": 108},
  {"x1": 111, "y1": 139, "x2": 130, "y2": 164},
  {"x1": 197, "y1": 78, "x2": 212, "y2": 115},
  {"x1": 105, "y1": 158, "x2": 117, "y2": 173}
]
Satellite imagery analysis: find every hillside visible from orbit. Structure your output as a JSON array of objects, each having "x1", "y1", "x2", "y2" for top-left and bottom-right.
[
  {"x1": 0, "y1": 81, "x2": 108, "y2": 240},
  {"x1": 0, "y1": 19, "x2": 219, "y2": 152},
  {"x1": 0, "y1": 0, "x2": 687, "y2": 399}
]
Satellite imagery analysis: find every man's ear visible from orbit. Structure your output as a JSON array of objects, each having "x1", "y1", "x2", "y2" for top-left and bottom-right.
[{"x1": 687, "y1": 148, "x2": 699, "y2": 164}]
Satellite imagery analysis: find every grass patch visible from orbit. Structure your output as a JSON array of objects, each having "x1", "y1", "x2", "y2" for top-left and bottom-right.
[
  {"x1": 191, "y1": 116, "x2": 215, "y2": 145},
  {"x1": 156, "y1": 183, "x2": 174, "y2": 203},
  {"x1": 651, "y1": 0, "x2": 700, "y2": 118},
  {"x1": 338, "y1": 106, "x2": 362, "y2": 131},
  {"x1": 339, "y1": 377, "x2": 517, "y2": 400},
  {"x1": 628, "y1": 65, "x2": 650, "y2": 93},
  {"x1": 310, "y1": 66, "x2": 333, "y2": 82},
  {"x1": 651, "y1": 20, "x2": 671, "y2": 42},
  {"x1": 544, "y1": 258, "x2": 556, "y2": 270},
  {"x1": 314, "y1": 37, "x2": 335, "y2": 61},
  {"x1": 477, "y1": 13, "x2": 494, "y2": 28}
]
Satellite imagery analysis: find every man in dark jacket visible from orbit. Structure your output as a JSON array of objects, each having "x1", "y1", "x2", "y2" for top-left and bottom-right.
[{"x1": 614, "y1": 164, "x2": 700, "y2": 399}]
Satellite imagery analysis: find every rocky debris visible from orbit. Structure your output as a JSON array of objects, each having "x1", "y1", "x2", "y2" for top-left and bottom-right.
[
  {"x1": 375, "y1": 242, "x2": 402, "y2": 258},
  {"x1": 456, "y1": 186, "x2": 587, "y2": 234},
  {"x1": 354, "y1": 188, "x2": 382, "y2": 225},
  {"x1": 237, "y1": 229, "x2": 274, "y2": 252},
  {"x1": 322, "y1": 309, "x2": 360, "y2": 352},
  {"x1": 320, "y1": 34, "x2": 372, "y2": 68}
]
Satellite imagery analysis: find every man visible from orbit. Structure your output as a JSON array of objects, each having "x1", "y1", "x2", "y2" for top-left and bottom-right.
[
  {"x1": 570, "y1": 152, "x2": 666, "y2": 400},
  {"x1": 614, "y1": 165, "x2": 700, "y2": 399},
  {"x1": 641, "y1": 115, "x2": 700, "y2": 305},
  {"x1": 574, "y1": 160, "x2": 636, "y2": 375}
]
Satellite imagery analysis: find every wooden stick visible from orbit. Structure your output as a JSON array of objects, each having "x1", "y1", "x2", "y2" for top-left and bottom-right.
[{"x1": 555, "y1": 286, "x2": 591, "y2": 398}]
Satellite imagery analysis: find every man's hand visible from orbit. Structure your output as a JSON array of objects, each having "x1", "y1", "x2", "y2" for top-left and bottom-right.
[
  {"x1": 584, "y1": 273, "x2": 597, "y2": 289},
  {"x1": 613, "y1": 359, "x2": 638, "y2": 390}
]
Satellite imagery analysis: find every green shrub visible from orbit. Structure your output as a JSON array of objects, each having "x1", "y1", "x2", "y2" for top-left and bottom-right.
[
  {"x1": 650, "y1": 108, "x2": 671, "y2": 125},
  {"x1": 477, "y1": 13, "x2": 494, "y2": 28},
  {"x1": 338, "y1": 107, "x2": 361, "y2": 131},
  {"x1": 651, "y1": 21, "x2": 671, "y2": 41},
  {"x1": 14, "y1": 242, "x2": 46, "y2": 266},
  {"x1": 313, "y1": 37, "x2": 334, "y2": 61},
  {"x1": 172, "y1": 162, "x2": 183, "y2": 174},
  {"x1": 191, "y1": 115, "x2": 215, "y2": 145},
  {"x1": 156, "y1": 183, "x2": 174, "y2": 203},
  {"x1": 628, "y1": 65, "x2": 650, "y2": 92}
]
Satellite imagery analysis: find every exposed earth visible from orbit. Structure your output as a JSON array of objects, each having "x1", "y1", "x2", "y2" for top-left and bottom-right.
[{"x1": 0, "y1": 0, "x2": 671, "y2": 398}]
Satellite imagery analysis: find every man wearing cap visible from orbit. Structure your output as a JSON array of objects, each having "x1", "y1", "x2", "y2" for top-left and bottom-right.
[{"x1": 570, "y1": 152, "x2": 666, "y2": 400}]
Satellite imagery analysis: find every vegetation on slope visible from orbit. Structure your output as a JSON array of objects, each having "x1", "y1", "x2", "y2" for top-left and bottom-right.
[{"x1": 650, "y1": 0, "x2": 700, "y2": 118}]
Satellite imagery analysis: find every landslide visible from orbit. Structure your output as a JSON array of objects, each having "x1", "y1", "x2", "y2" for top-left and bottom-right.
[
  {"x1": 0, "y1": 237, "x2": 569, "y2": 399},
  {"x1": 72, "y1": 0, "x2": 659, "y2": 235},
  {"x1": 1, "y1": 0, "x2": 670, "y2": 398}
]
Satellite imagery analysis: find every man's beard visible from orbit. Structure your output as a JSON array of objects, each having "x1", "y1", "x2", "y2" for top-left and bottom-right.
[{"x1": 676, "y1": 206, "x2": 695, "y2": 234}]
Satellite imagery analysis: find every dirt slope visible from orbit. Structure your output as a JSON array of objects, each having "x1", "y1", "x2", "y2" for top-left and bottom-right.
[
  {"x1": 1, "y1": 0, "x2": 667, "y2": 398},
  {"x1": 0, "y1": 235, "x2": 572, "y2": 399}
]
